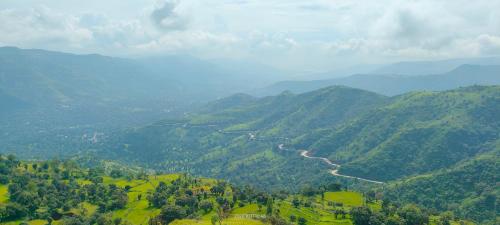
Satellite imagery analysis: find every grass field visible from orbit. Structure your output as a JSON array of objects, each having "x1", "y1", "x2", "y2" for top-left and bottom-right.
[
  {"x1": 323, "y1": 191, "x2": 363, "y2": 207},
  {"x1": 170, "y1": 217, "x2": 265, "y2": 225},
  {"x1": 0, "y1": 185, "x2": 8, "y2": 203},
  {"x1": 277, "y1": 199, "x2": 352, "y2": 225},
  {"x1": 109, "y1": 174, "x2": 180, "y2": 224},
  {"x1": 231, "y1": 203, "x2": 264, "y2": 215}
]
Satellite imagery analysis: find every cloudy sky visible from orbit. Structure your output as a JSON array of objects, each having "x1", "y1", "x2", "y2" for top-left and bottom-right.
[{"x1": 1, "y1": 0, "x2": 500, "y2": 72}]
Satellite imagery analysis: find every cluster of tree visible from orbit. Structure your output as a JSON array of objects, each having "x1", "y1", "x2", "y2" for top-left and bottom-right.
[
  {"x1": 0, "y1": 155, "x2": 128, "y2": 223},
  {"x1": 147, "y1": 175, "x2": 297, "y2": 225},
  {"x1": 350, "y1": 202, "x2": 460, "y2": 225},
  {"x1": 148, "y1": 176, "x2": 234, "y2": 224}
]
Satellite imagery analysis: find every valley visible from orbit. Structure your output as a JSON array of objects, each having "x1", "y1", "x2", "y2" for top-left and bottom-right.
[{"x1": 0, "y1": 47, "x2": 498, "y2": 224}]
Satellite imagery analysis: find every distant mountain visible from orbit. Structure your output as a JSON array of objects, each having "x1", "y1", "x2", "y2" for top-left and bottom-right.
[
  {"x1": 257, "y1": 64, "x2": 500, "y2": 96},
  {"x1": 138, "y1": 55, "x2": 287, "y2": 100},
  {"x1": 1, "y1": 47, "x2": 184, "y2": 105},
  {"x1": 374, "y1": 57, "x2": 500, "y2": 75},
  {"x1": 0, "y1": 47, "x2": 283, "y2": 157}
]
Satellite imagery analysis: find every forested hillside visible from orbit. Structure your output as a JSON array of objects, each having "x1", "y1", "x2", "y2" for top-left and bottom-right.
[
  {"x1": 384, "y1": 148, "x2": 499, "y2": 224},
  {"x1": 0, "y1": 156, "x2": 471, "y2": 225},
  {"x1": 99, "y1": 85, "x2": 499, "y2": 224},
  {"x1": 307, "y1": 85, "x2": 499, "y2": 181},
  {"x1": 103, "y1": 86, "x2": 386, "y2": 190}
]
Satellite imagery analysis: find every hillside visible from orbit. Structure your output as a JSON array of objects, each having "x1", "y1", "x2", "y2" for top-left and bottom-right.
[
  {"x1": 0, "y1": 47, "x2": 283, "y2": 158},
  {"x1": 306, "y1": 86, "x2": 499, "y2": 181},
  {"x1": 0, "y1": 156, "x2": 472, "y2": 225},
  {"x1": 105, "y1": 86, "x2": 499, "y2": 186},
  {"x1": 256, "y1": 65, "x2": 500, "y2": 96},
  {"x1": 384, "y1": 148, "x2": 499, "y2": 224},
  {"x1": 103, "y1": 86, "x2": 387, "y2": 190},
  {"x1": 98, "y1": 85, "x2": 499, "y2": 223},
  {"x1": 0, "y1": 90, "x2": 28, "y2": 114}
]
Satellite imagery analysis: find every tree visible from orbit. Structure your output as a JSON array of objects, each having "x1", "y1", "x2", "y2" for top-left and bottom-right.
[
  {"x1": 211, "y1": 215, "x2": 220, "y2": 225},
  {"x1": 159, "y1": 204, "x2": 186, "y2": 224},
  {"x1": 439, "y1": 211, "x2": 454, "y2": 225},
  {"x1": 110, "y1": 169, "x2": 123, "y2": 178},
  {"x1": 298, "y1": 217, "x2": 307, "y2": 225},
  {"x1": 398, "y1": 204, "x2": 428, "y2": 225},
  {"x1": 2, "y1": 203, "x2": 28, "y2": 221},
  {"x1": 386, "y1": 216, "x2": 405, "y2": 225},
  {"x1": 292, "y1": 198, "x2": 300, "y2": 208},
  {"x1": 268, "y1": 215, "x2": 292, "y2": 225},
  {"x1": 300, "y1": 185, "x2": 317, "y2": 197},
  {"x1": 266, "y1": 198, "x2": 273, "y2": 215},
  {"x1": 200, "y1": 200, "x2": 213, "y2": 213},
  {"x1": 351, "y1": 206, "x2": 372, "y2": 225},
  {"x1": 0, "y1": 174, "x2": 9, "y2": 184}
]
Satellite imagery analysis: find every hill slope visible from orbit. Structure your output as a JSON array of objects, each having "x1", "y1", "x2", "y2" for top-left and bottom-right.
[
  {"x1": 104, "y1": 86, "x2": 387, "y2": 190},
  {"x1": 384, "y1": 148, "x2": 499, "y2": 223},
  {"x1": 306, "y1": 85, "x2": 499, "y2": 181},
  {"x1": 99, "y1": 86, "x2": 499, "y2": 223}
]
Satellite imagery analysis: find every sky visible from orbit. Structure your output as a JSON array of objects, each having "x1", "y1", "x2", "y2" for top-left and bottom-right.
[{"x1": 1, "y1": 0, "x2": 500, "y2": 72}]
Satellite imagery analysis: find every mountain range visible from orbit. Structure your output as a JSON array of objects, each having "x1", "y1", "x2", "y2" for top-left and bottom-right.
[
  {"x1": 0, "y1": 47, "x2": 283, "y2": 157},
  {"x1": 256, "y1": 64, "x2": 500, "y2": 96}
]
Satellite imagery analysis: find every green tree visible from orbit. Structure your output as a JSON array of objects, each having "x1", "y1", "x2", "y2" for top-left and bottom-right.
[
  {"x1": 298, "y1": 217, "x2": 307, "y2": 225},
  {"x1": 266, "y1": 198, "x2": 273, "y2": 215},
  {"x1": 199, "y1": 200, "x2": 213, "y2": 213},
  {"x1": 159, "y1": 204, "x2": 186, "y2": 224},
  {"x1": 398, "y1": 204, "x2": 428, "y2": 225},
  {"x1": 211, "y1": 215, "x2": 220, "y2": 225},
  {"x1": 351, "y1": 206, "x2": 372, "y2": 225}
]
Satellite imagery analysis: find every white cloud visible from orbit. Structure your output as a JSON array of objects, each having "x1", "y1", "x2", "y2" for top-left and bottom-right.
[{"x1": 0, "y1": 0, "x2": 500, "y2": 71}]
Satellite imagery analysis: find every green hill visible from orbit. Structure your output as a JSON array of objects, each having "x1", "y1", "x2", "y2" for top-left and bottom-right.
[
  {"x1": 383, "y1": 148, "x2": 499, "y2": 223},
  {"x1": 307, "y1": 86, "x2": 499, "y2": 181},
  {"x1": 0, "y1": 156, "x2": 468, "y2": 225},
  {"x1": 98, "y1": 85, "x2": 499, "y2": 224},
  {"x1": 104, "y1": 86, "x2": 386, "y2": 190},
  {"x1": 105, "y1": 85, "x2": 498, "y2": 187}
]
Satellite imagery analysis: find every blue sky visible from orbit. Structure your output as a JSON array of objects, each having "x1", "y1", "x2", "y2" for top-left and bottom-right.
[{"x1": 1, "y1": 0, "x2": 500, "y2": 72}]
